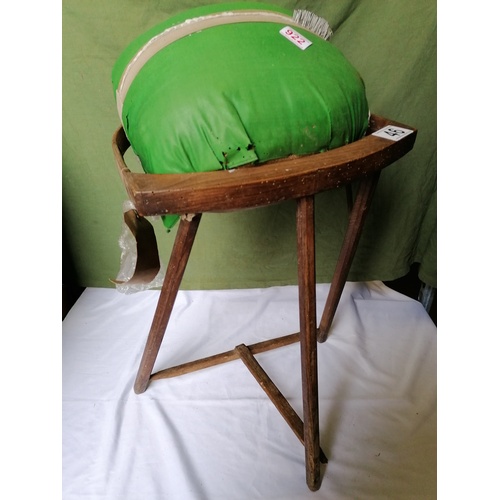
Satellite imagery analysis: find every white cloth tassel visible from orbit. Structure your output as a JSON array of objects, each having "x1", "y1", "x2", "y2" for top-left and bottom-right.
[{"x1": 293, "y1": 9, "x2": 333, "y2": 40}]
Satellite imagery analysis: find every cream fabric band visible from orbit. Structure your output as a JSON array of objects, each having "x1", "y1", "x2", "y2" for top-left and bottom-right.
[{"x1": 116, "y1": 10, "x2": 309, "y2": 119}]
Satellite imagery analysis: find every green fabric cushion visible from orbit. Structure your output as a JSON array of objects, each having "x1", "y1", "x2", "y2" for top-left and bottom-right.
[{"x1": 112, "y1": 2, "x2": 369, "y2": 228}]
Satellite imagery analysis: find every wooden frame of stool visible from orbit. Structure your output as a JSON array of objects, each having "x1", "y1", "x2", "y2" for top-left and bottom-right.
[{"x1": 111, "y1": 115, "x2": 417, "y2": 491}]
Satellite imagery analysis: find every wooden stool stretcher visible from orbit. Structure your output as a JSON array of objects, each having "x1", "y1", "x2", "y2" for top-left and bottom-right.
[{"x1": 112, "y1": 115, "x2": 416, "y2": 491}]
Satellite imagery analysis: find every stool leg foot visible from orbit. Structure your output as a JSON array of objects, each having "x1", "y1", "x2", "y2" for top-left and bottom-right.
[
  {"x1": 296, "y1": 196, "x2": 321, "y2": 491},
  {"x1": 318, "y1": 173, "x2": 380, "y2": 343},
  {"x1": 134, "y1": 214, "x2": 201, "y2": 394}
]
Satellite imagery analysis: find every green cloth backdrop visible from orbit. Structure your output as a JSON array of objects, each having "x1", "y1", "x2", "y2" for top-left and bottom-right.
[{"x1": 62, "y1": 0, "x2": 436, "y2": 290}]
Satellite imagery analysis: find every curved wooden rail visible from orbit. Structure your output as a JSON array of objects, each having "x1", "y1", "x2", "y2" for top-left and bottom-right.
[{"x1": 112, "y1": 115, "x2": 416, "y2": 217}]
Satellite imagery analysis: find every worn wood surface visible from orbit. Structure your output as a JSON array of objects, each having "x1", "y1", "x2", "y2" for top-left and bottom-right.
[
  {"x1": 317, "y1": 173, "x2": 380, "y2": 343},
  {"x1": 235, "y1": 344, "x2": 328, "y2": 465},
  {"x1": 296, "y1": 195, "x2": 321, "y2": 491},
  {"x1": 133, "y1": 214, "x2": 201, "y2": 394},
  {"x1": 112, "y1": 115, "x2": 417, "y2": 217},
  {"x1": 150, "y1": 332, "x2": 300, "y2": 380}
]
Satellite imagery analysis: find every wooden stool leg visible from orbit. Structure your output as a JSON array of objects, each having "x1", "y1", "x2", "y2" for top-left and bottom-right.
[
  {"x1": 317, "y1": 173, "x2": 380, "y2": 343},
  {"x1": 134, "y1": 214, "x2": 202, "y2": 394},
  {"x1": 296, "y1": 195, "x2": 321, "y2": 491}
]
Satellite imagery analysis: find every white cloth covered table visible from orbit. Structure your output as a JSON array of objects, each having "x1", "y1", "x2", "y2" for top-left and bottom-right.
[{"x1": 62, "y1": 281, "x2": 436, "y2": 499}]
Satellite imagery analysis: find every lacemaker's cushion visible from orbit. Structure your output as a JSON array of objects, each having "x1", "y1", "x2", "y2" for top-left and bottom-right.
[{"x1": 112, "y1": 2, "x2": 369, "y2": 228}]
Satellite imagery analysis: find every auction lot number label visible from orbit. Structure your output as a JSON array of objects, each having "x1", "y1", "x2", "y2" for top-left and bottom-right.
[
  {"x1": 372, "y1": 125, "x2": 414, "y2": 141},
  {"x1": 279, "y1": 26, "x2": 312, "y2": 50}
]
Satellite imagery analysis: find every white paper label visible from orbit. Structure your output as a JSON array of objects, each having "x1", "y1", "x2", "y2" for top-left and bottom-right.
[
  {"x1": 279, "y1": 26, "x2": 312, "y2": 50},
  {"x1": 372, "y1": 125, "x2": 414, "y2": 141}
]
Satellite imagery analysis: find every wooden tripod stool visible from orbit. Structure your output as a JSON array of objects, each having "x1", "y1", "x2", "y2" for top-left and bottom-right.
[{"x1": 112, "y1": 115, "x2": 416, "y2": 491}]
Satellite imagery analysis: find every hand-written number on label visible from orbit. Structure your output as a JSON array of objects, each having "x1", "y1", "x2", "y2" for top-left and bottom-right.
[
  {"x1": 385, "y1": 128, "x2": 406, "y2": 137},
  {"x1": 285, "y1": 28, "x2": 305, "y2": 45},
  {"x1": 279, "y1": 26, "x2": 312, "y2": 50},
  {"x1": 372, "y1": 125, "x2": 414, "y2": 142}
]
